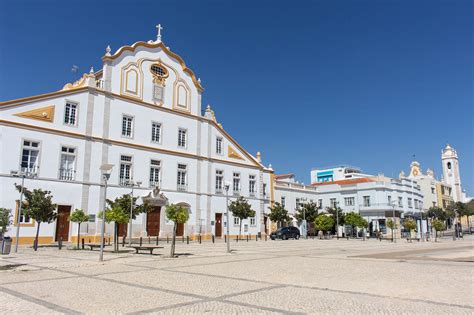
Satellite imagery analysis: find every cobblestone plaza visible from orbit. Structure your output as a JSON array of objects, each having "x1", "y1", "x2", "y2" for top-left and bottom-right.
[{"x1": 1, "y1": 236, "x2": 473, "y2": 314}]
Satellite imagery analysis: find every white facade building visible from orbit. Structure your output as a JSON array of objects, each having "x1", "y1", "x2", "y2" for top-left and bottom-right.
[
  {"x1": 441, "y1": 144, "x2": 465, "y2": 202},
  {"x1": 0, "y1": 27, "x2": 273, "y2": 244}
]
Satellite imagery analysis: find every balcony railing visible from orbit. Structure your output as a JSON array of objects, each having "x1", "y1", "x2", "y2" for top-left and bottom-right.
[
  {"x1": 177, "y1": 184, "x2": 187, "y2": 192},
  {"x1": 149, "y1": 180, "x2": 161, "y2": 189},
  {"x1": 20, "y1": 166, "x2": 38, "y2": 176},
  {"x1": 59, "y1": 168, "x2": 75, "y2": 181}
]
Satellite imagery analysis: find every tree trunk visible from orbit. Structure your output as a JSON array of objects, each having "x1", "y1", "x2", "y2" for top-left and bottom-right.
[
  {"x1": 435, "y1": 230, "x2": 437, "y2": 242},
  {"x1": 170, "y1": 222, "x2": 177, "y2": 257},
  {"x1": 34, "y1": 222, "x2": 41, "y2": 251},
  {"x1": 77, "y1": 223, "x2": 81, "y2": 248},
  {"x1": 239, "y1": 220, "x2": 243, "y2": 241},
  {"x1": 114, "y1": 222, "x2": 118, "y2": 252}
]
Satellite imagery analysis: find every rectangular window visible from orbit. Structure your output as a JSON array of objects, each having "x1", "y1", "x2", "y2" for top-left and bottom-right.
[
  {"x1": 344, "y1": 197, "x2": 355, "y2": 206},
  {"x1": 296, "y1": 198, "x2": 301, "y2": 209},
  {"x1": 177, "y1": 164, "x2": 187, "y2": 191},
  {"x1": 249, "y1": 175, "x2": 256, "y2": 196},
  {"x1": 149, "y1": 160, "x2": 161, "y2": 188},
  {"x1": 414, "y1": 199, "x2": 418, "y2": 209},
  {"x1": 398, "y1": 197, "x2": 403, "y2": 207},
  {"x1": 233, "y1": 172, "x2": 240, "y2": 194},
  {"x1": 122, "y1": 115, "x2": 133, "y2": 138},
  {"x1": 16, "y1": 204, "x2": 31, "y2": 224},
  {"x1": 388, "y1": 195, "x2": 392, "y2": 205},
  {"x1": 431, "y1": 187, "x2": 435, "y2": 194},
  {"x1": 20, "y1": 140, "x2": 40, "y2": 175},
  {"x1": 64, "y1": 102, "x2": 78, "y2": 126},
  {"x1": 215, "y1": 170, "x2": 224, "y2": 193},
  {"x1": 263, "y1": 183, "x2": 267, "y2": 197},
  {"x1": 318, "y1": 199, "x2": 323, "y2": 209},
  {"x1": 151, "y1": 122, "x2": 161, "y2": 143},
  {"x1": 119, "y1": 155, "x2": 132, "y2": 186},
  {"x1": 178, "y1": 128, "x2": 187, "y2": 148},
  {"x1": 250, "y1": 217, "x2": 256, "y2": 226},
  {"x1": 363, "y1": 196, "x2": 370, "y2": 207},
  {"x1": 281, "y1": 196, "x2": 286, "y2": 208},
  {"x1": 330, "y1": 198, "x2": 337, "y2": 208},
  {"x1": 216, "y1": 137, "x2": 223, "y2": 155},
  {"x1": 59, "y1": 146, "x2": 76, "y2": 181},
  {"x1": 408, "y1": 198, "x2": 413, "y2": 208},
  {"x1": 233, "y1": 217, "x2": 240, "y2": 225}
]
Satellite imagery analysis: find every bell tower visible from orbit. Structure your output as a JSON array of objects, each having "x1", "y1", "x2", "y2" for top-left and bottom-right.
[{"x1": 441, "y1": 144, "x2": 462, "y2": 202}]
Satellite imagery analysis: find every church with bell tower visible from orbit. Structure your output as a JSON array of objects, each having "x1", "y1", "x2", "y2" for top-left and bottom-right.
[{"x1": 441, "y1": 144, "x2": 464, "y2": 202}]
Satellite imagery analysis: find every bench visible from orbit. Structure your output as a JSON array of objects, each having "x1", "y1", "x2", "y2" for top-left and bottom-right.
[
  {"x1": 406, "y1": 238, "x2": 420, "y2": 242},
  {"x1": 84, "y1": 243, "x2": 109, "y2": 251},
  {"x1": 130, "y1": 246, "x2": 163, "y2": 255}
]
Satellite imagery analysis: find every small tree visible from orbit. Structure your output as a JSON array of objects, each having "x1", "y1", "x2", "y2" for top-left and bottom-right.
[
  {"x1": 357, "y1": 216, "x2": 369, "y2": 241},
  {"x1": 345, "y1": 212, "x2": 362, "y2": 238},
  {"x1": 326, "y1": 207, "x2": 345, "y2": 234},
  {"x1": 426, "y1": 206, "x2": 446, "y2": 221},
  {"x1": 432, "y1": 219, "x2": 446, "y2": 242},
  {"x1": 314, "y1": 215, "x2": 334, "y2": 238},
  {"x1": 15, "y1": 185, "x2": 57, "y2": 250},
  {"x1": 166, "y1": 204, "x2": 189, "y2": 257},
  {"x1": 386, "y1": 219, "x2": 397, "y2": 232},
  {"x1": 70, "y1": 209, "x2": 89, "y2": 248},
  {"x1": 229, "y1": 197, "x2": 255, "y2": 239},
  {"x1": 268, "y1": 202, "x2": 291, "y2": 228},
  {"x1": 0, "y1": 208, "x2": 12, "y2": 238},
  {"x1": 404, "y1": 219, "x2": 417, "y2": 241},
  {"x1": 295, "y1": 202, "x2": 319, "y2": 223}
]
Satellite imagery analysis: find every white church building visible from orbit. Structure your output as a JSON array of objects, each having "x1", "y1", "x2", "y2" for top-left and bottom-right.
[{"x1": 0, "y1": 26, "x2": 274, "y2": 245}]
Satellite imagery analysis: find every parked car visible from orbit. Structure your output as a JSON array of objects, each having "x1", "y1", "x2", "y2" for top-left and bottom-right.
[{"x1": 270, "y1": 227, "x2": 300, "y2": 240}]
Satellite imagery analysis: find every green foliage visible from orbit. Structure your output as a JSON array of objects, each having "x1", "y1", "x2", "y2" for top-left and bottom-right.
[
  {"x1": 268, "y1": 202, "x2": 291, "y2": 227},
  {"x1": 345, "y1": 212, "x2": 367, "y2": 228},
  {"x1": 314, "y1": 215, "x2": 334, "y2": 232},
  {"x1": 295, "y1": 202, "x2": 319, "y2": 223},
  {"x1": 326, "y1": 207, "x2": 345, "y2": 226},
  {"x1": 432, "y1": 219, "x2": 446, "y2": 232},
  {"x1": 70, "y1": 209, "x2": 89, "y2": 224},
  {"x1": 386, "y1": 219, "x2": 397, "y2": 230},
  {"x1": 0, "y1": 208, "x2": 12, "y2": 235},
  {"x1": 229, "y1": 197, "x2": 255, "y2": 222},
  {"x1": 403, "y1": 219, "x2": 417, "y2": 232},
  {"x1": 426, "y1": 206, "x2": 446, "y2": 220},
  {"x1": 165, "y1": 204, "x2": 190, "y2": 224}
]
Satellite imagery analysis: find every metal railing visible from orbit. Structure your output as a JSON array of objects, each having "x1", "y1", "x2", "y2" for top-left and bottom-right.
[
  {"x1": 177, "y1": 184, "x2": 188, "y2": 192},
  {"x1": 59, "y1": 168, "x2": 75, "y2": 181}
]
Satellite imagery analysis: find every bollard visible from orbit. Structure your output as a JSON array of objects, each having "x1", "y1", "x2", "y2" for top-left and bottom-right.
[
  {"x1": 199, "y1": 235, "x2": 202, "y2": 244},
  {"x1": 140, "y1": 237, "x2": 143, "y2": 246},
  {"x1": 247, "y1": 235, "x2": 249, "y2": 242},
  {"x1": 148, "y1": 236, "x2": 151, "y2": 244},
  {"x1": 156, "y1": 236, "x2": 159, "y2": 245},
  {"x1": 167, "y1": 236, "x2": 169, "y2": 244},
  {"x1": 108, "y1": 238, "x2": 111, "y2": 245},
  {"x1": 59, "y1": 237, "x2": 62, "y2": 250},
  {"x1": 122, "y1": 236, "x2": 125, "y2": 247},
  {"x1": 265, "y1": 234, "x2": 267, "y2": 241},
  {"x1": 186, "y1": 236, "x2": 189, "y2": 244},
  {"x1": 82, "y1": 238, "x2": 85, "y2": 250},
  {"x1": 212, "y1": 235, "x2": 215, "y2": 243},
  {"x1": 256, "y1": 234, "x2": 258, "y2": 242},
  {"x1": 224, "y1": 235, "x2": 226, "y2": 243},
  {"x1": 182, "y1": 236, "x2": 185, "y2": 243}
]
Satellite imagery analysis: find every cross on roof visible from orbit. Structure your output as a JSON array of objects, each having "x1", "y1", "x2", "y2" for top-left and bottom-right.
[{"x1": 156, "y1": 24, "x2": 163, "y2": 42}]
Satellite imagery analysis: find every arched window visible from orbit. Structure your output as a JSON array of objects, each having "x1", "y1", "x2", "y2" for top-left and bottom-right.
[
  {"x1": 177, "y1": 85, "x2": 188, "y2": 108},
  {"x1": 447, "y1": 162, "x2": 452, "y2": 170}
]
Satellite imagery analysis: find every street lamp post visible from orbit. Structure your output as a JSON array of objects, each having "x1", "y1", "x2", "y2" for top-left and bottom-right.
[
  {"x1": 11, "y1": 170, "x2": 34, "y2": 253},
  {"x1": 301, "y1": 197, "x2": 307, "y2": 239},
  {"x1": 224, "y1": 182, "x2": 231, "y2": 253},
  {"x1": 127, "y1": 180, "x2": 142, "y2": 247},
  {"x1": 335, "y1": 201, "x2": 339, "y2": 240},
  {"x1": 391, "y1": 201, "x2": 397, "y2": 243},
  {"x1": 99, "y1": 164, "x2": 114, "y2": 262}
]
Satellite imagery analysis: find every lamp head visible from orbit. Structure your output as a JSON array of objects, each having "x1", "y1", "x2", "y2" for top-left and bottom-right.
[{"x1": 100, "y1": 164, "x2": 114, "y2": 174}]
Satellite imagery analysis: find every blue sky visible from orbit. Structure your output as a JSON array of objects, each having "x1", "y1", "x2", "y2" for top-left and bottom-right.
[{"x1": 1, "y1": 0, "x2": 472, "y2": 193}]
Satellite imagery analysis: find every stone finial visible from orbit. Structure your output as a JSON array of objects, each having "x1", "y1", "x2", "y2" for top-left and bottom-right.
[
  {"x1": 256, "y1": 151, "x2": 262, "y2": 162},
  {"x1": 268, "y1": 164, "x2": 273, "y2": 170},
  {"x1": 105, "y1": 45, "x2": 111, "y2": 56},
  {"x1": 198, "y1": 77, "x2": 201, "y2": 83},
  {"x1": 156, "y1": 23, "x2": 163, "y2": 42},
  {"x1": 399, "y1": 170, "x2": 405, "y2": 178},
  {"x1": 89, "y1": 66, "x2": 94, "y2": 74}
]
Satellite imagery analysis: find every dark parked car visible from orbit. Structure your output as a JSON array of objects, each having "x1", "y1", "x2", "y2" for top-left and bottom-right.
[{"x1": 270, "y1": 226, "x2": 300, "y2": 240}]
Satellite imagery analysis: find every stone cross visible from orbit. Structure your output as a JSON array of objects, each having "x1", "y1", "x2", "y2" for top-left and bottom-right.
[{"x1": 156, "y1": 24, "x2": 163, "y2": 42}]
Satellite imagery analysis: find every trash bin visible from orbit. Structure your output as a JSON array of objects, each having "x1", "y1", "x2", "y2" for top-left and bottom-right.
[{"x1": 2, "y1": 237, "x2": 12, "y2": 255}]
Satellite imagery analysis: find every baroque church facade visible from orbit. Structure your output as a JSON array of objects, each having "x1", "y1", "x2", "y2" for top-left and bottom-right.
[{"x1": 0, "y1": 27, "x2": 274, "y2": 244}]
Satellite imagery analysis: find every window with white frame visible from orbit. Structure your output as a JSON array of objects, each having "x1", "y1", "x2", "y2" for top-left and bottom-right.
[
  {"x1": 178, "y1": 128, "x2": 187, "y2": 148},
  {"x1": 216, "y1": 137, "x2": 223, "y2": 155},
  {"x1": 151, "y1": 122, "x2": 162, "y2": 143},
  {"x1": 119, "y1": 155, "x2": 132, "y2": 186},
  {"x1": 250, "y1": 217, "x2": 256, "y2": 226},
  {"x1": 215, "y1": 170, "x2": 224, "y2": 193},
  {"x1": 233, "y1": 172, "x2": 240, "y2": 194},
  {"x1": 408, "y1": 198, "x2": 413, "y2": 208},
  {"x1": 64, "y1": 102, "x2": 78, "y2": 126},
  {"x1": 363, "y1": 196, "x2": 370, "y2": 207},
  {"x1": 59, "y1": 146, "x2": 76, "y2": 180},
  {"x1": 318, "y1": 199, "x2": 323, "y2": 209},
  {"x1": 388, "y1": 195, "x2": 392, "y2": 205},
  {"x1": 149, "y1": 160, "x2": 161, "y2": 188},
  {"x1": 398, "y1": 196, "x2": 403, "y2": 207},
  {"x1": 122, "y1": 115, "x2": 133, "y2": 137},
  {"x1": 296, "y1": 198, "x2": 301, "y2": 209},
  {"x1": 344, "y1": 197, "x2": 355, "y2": 206},
  {"x1": 20, "y1": 140, "x2": 40, "y2": 174},
  {"x1": 233, "y1": 217, "x2": 240, "y2": 225},
  {"x1": 281, "y1": 196, "x2": 286, "y2": 208},
  {"x1": 414, "y1": 199, "x2": 418, "y2": 209},
  {"x1": 330, "y1": 198, "x2": 337, "y2": 208},
  {"x1": 177, "y1": 164, "x2": 187, "y2": 191},
  {"x1": 262, "y1": 183, "x2": 267, "y2": 198},
  {"x1": 249, "y1": 175, "x2": 256, "y2": 196},
  {"x1": 16, "y1": 205, "x2": 31, "y2": 224}
]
